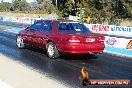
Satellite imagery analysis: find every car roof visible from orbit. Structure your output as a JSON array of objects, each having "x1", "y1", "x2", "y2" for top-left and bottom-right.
[
  {"x1": 36, "y1": 19, "x2": 53, "y2": 22},
  {"x1": 57, "y1": 19, "x2": 78, "y2": 22},
  {"x1": 35, "y1": 19, "x2": 80, "y2": 23}
]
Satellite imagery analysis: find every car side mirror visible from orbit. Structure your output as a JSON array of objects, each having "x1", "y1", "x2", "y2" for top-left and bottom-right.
[
  {"x1": 25, "y1": 27, "x2": 29, "y2": 30},
  {"x1": 25, "y1": 27, "x2": 35, "y2": 31}
]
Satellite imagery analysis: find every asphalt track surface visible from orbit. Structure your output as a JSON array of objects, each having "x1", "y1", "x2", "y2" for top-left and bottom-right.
[{"x1": 0, "y1": 21, "x2": 132, "y2": 88}]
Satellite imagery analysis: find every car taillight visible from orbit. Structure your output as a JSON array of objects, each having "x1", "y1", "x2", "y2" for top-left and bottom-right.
[
  {"x1": 68, "y1": 37, "x2": 80, "y2": 43},
  {"x1": 99, "y1": 36, "x2": 105, "y2": 42}
]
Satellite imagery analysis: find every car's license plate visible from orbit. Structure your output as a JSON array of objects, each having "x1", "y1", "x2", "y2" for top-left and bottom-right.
[{"x1": 86, "y1": 38, "x2": 95, "y2": 42}]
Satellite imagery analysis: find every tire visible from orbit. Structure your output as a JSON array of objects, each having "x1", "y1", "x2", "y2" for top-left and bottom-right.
[
  {"x1": 16, "y1": 35, "x2": 25, "y2": 49},
  {"x1": 47, "y1": 42, "x2": 60, "y2": 59}
]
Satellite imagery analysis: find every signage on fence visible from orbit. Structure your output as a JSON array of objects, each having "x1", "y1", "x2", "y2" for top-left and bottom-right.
[
  {"x1": 0, "y1": 16, "x2": 3, "y2": 21},
  {"x1": 104, "y1": 36, "x2": 131, "y2": 49},
  {"x1": 13, "y1": 17, "x2": 20, "y2": 22},
  {"x1": 69, "y1": 15, "x2": 79, "y2": 21},
  {"x1": 126, "y1": 40, "x2": 132, "y2": 50},
  {"x1": 87, "y1": 24, "x2": 132, "y2": 37},
  {"x1": 20, "y1": 17, "x2": 31, "y2": 24},
  {"x1": 5, "y1": 17, "x2": 14, "y2": 22},
  {"x1": 13, "y1": 17, "x2": 32, "y2": 24},
  {"x1": 111, "y1": 26, "x2": 132, "y2": 32},
  {"x1": 92, "y1": 24, "x2": 110, "y2": 32},
  {"x1": 106, "y1": 37, "x2": 117, "y2": 45}
]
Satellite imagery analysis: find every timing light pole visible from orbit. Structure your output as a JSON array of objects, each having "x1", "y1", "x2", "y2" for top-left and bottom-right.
[
  {"x1": 56, "y1": 0, "x2": 57, "y2": 7},
  {"x1": 80, "y1": 3, "x2": 83, "y2": 23}
]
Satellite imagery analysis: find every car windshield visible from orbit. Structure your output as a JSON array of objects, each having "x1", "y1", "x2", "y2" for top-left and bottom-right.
[{"x1": 58, "y1": 22, "x2": 91, "y2": 34}]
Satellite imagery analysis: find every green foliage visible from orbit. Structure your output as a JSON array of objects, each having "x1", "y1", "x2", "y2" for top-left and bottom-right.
[
  {"x1": 33, "y1": 0, "x2": 56, "y2": 14},
  {"x1": 36, "y1": 0, "x2": 44, "y2": 4},
  {"x1": 51, "y1": 0, "x2": 71, "y2": 17},
  {"x1": 12, "y1": 0, "x2": 28, "y2": 11},
  {"x1": 51, "y1": 0, "x2": 132, "y2": 18},
  {"x1": 0, "y1": 0, "x2": 131, "y2": 18},
  {"x1": 0, "y1": 2, "x2": 11, "y2": 11}
]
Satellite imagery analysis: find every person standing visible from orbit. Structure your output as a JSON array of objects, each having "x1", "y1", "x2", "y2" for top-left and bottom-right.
[{"x1": 79, "y1": 67, "x2": 91, "y2": 86}]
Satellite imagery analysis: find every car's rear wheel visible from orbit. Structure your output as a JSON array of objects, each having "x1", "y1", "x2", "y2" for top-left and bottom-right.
[
  {"x1": 16, "y1": 35, "x2": 25, "y2": 49},
  {"x1": 47, "y1": 42, "x2": 60, "y2": 59}
]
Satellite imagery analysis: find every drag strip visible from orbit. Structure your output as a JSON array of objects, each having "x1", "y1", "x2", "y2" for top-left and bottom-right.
[{"x1": 0, "y1": 21, "x2": 131, "y2": 88}]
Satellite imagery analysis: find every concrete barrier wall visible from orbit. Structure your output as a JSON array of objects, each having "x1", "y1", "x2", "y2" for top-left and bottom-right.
[
  {"x1": 84, "y1": 23, "x2": 132, "y2": 37},
  {"x1": 84, "y1": 23, "x2": 132, "y2": 57},
  {"x1": 1, "y1": 16, "x2": 34, "y2": 24},
  {"x1": 104, "y1": 36, "x2": 132, "y2": 57},
  {"x1": 0, "y1": 16, "x2": 53, "y2": 24}
]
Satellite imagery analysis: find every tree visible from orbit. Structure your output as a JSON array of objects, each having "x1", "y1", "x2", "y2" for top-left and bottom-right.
[
  {"x1": 51, "y1": 0, "x2": 75, "y2": 17},
  {"x1": 51, "y1": 0, "x2": 131, "y2": 18},
  {"x1": 36, "y1": 0, "x2": 44, "y2": 4},
  {"x1": 34, "y1": 0, "x2": 56, "y2": 14},
  {"x1": 0, "y1": 2, "x2": 11, "y2": 11},
  {"x1": 12, "y1": 0, "x2": 28, "y2": 11}
]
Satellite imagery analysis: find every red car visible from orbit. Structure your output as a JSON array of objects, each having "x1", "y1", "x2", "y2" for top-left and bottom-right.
[{"x1": 16, "y1": 20, "x2": 105, "y2": 59}]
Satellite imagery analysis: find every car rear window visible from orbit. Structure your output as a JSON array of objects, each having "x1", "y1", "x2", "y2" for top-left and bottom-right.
[{"x1": 58, "y1": 22, "x2": 91, "y2": 34}]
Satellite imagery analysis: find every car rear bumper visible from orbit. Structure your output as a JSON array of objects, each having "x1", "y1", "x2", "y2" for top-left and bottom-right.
[{"x1": 60, "y1": 43, "x2": 105, "y2": 54}]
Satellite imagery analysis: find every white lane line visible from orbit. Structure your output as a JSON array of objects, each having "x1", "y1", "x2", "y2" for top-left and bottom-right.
[
  {"x1": 0, "y1": 80, "x2": 13, "y2": 88},
  {"x1": 3, "y1": 28, "x2": 23, "y2": 34}
]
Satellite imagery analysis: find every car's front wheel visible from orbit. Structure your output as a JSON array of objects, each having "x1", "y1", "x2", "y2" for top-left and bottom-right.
[
  {"x1": 47, "y1": 42, "x2": 60, "y2": 59},
  {"x1": 16, "y1": 35, "x2": 25, "y2": 49}
]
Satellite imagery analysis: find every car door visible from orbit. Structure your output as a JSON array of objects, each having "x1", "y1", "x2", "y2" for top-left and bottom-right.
[
  {"x1": 31, "y1": 22, "x2": 44, "y2": 47},
  {"x1": 25, "y1": 22, "x2": 43, "y2": 46},
  {"x1": 22, "y1": 27, "x2": 35, "y2": 44},
  {"x1": 37, "y1": 21, "x2": 52, "y2": 49}
]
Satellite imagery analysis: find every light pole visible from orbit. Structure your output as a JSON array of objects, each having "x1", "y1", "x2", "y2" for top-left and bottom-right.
[
  {"x1": 56, "y1": 0, "x2": 57, "y2": 7},
  {"x1": 79, "y1": 0, "x2": 83, "y2": 23}
]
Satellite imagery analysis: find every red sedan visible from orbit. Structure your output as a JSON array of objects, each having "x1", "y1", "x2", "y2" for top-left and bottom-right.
[{"x1": 16, "y1": 20, "x2": 105, "y2": 59}]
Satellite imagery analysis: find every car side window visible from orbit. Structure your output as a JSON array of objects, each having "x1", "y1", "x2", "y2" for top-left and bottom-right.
[
  {"x1": 59, "y1": 23, "x2": 75, "y2": 32},
  {"x1": 41, "y1": 21, "x2": 52, "y2": 32},
  {"x1": 59, "y1": 23, "x2": 67, "y2": 30},
  {"x1": 30, "y1": 22, "x2": 42, "y2": 31}
]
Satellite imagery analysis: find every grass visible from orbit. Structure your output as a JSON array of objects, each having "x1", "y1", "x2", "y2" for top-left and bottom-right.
[{"x1": 120, "y1": 20, "x2": 132, "y2": 27}]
